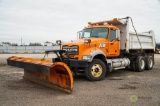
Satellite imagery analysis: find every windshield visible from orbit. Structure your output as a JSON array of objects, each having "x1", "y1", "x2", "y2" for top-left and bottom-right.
[{"x1": 81, "y1": 28, "x2": 108, "y2": 38}]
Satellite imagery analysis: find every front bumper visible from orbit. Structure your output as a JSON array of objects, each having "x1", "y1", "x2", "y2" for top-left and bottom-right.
[{"x1": 69, "y1": 59, "x2": 88, "y2": 68}]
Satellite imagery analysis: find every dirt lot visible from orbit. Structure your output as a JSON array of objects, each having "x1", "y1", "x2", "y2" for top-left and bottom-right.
[{"x1": 0, "y1": 54, "x2": 160, "y2": 106}]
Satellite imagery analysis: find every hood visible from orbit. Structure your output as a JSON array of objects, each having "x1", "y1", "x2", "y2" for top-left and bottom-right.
[{"x1": 62, "y1": 38, "x2": 107, "y2": 46}]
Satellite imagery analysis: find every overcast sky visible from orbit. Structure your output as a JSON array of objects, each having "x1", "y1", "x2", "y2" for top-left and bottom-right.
[{"x1": 0, "y1": 0, "x2": 160, "y2": 44}]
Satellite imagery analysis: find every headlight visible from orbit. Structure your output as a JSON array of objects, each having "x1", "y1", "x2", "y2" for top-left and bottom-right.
[{"x1": 82, "y1": 55, "x2": 92, "y2": 61}]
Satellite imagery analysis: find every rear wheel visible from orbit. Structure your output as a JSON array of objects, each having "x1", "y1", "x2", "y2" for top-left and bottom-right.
[
  {"x1": 135, "y1": 56, "x2": 145, "y2": 72},
  {"x1": 145, "y1": 56, "x2": 153, "y2": 70},
  {"x1": 85, "y1": 59, "x2": 106, "y2": 81}
]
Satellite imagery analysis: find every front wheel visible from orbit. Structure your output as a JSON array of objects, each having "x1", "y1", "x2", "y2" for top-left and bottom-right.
[{"x1": 85, "y1": 59, "x2": 106, "y2": 81}]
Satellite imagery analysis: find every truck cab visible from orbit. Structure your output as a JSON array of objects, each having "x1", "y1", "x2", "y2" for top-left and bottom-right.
[
  {"x1": 62, "y1": 21, "x2": 121, "y2": 61},
  {"x1": 81, "y1": 26, "x2": 120, "y2": 57}
]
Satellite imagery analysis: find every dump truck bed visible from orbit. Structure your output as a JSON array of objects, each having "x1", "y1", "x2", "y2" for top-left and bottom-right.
[{"x1": 129, "y1": 31, "x2": 155, "y2": 50}]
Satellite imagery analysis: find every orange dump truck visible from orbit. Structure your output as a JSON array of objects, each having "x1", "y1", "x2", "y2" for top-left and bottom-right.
[{"x1": 7, "y1": 17, "x2": 155, "y2": 93}]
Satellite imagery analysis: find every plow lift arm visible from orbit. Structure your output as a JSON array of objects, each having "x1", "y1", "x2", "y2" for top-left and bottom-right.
[
  {"x1": 7, "y1": 50, "x2": 74, "y2": 93},
  {"x1": 44, "y1": 50, "x2": 70, "y2": 64}
]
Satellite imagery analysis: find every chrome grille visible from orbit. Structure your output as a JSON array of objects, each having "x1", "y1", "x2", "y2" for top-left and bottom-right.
[{"x1": 62, "y1": 46, "x2": 78, "y2": 55}]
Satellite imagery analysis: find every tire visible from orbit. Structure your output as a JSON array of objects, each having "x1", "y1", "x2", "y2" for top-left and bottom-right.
[
  {"x1": 85, "y1": 59, "x2": 106, "y2": 81},
  {"x1": 135, "y1": 56, "x2": 145, "y2": 72},
  {"x1": 145, "y1": 56, "x2": 153, "y2": 70}
]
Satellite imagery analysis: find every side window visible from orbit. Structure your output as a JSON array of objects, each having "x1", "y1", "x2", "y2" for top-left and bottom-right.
[{"x1": 110, "y1": 30, "x2": 116, "y2": 41}]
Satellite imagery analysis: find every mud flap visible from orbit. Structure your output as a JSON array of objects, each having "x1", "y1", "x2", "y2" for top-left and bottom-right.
[{"x1": 7, "y1": 56, "x2": 74, "y2": 93}]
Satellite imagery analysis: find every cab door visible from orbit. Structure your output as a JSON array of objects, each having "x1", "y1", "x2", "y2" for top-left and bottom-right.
[{"x1": 108, "y1": 29, "x2": 120, "y2": 56}]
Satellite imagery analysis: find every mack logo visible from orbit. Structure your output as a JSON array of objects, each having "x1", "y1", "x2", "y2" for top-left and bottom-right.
[
  {"x1": 99, "y1": 43, "x2": 106, "y2": 48},
  {"x1": 63, "y1": 48, "x2": 77, "y2": 51}
]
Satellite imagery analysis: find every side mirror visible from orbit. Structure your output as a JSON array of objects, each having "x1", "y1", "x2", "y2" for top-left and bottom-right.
[
  {"x1": 116, "y1": 29, "x2": 120, "y2": 41},
  {"x1": 77, "y1": 31, "x2": 82, "y2": 39},
  {"x1": 56, "y1": 40, "x2": 62, "y2": 45},
  {"x1": 56, "y1": 40, "x2": 62, "y2": 50}
]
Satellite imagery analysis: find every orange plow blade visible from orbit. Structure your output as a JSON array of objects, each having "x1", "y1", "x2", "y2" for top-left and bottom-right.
[{"x1": 7, "y1": 56, "x2": 74, "y2": 93}]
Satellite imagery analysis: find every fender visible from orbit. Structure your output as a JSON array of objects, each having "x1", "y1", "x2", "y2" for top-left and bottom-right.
[{"x1": 89, "y1": 50, "x2": 106, "y2": 62}]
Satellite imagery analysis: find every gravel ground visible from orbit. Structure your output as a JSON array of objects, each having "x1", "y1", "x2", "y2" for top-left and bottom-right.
[{"x1": 0, "y1": 54, "x2": 160, "y2": 106}]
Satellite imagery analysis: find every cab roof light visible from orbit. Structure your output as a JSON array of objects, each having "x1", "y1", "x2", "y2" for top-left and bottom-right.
[{"x1": 113, "y1": 18, "x2": 119, "y2": 20}]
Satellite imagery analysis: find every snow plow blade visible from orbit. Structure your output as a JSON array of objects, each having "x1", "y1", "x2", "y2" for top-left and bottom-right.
[{"x1": 7, "y1": 56, "x2": 74, "y2": 93}]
